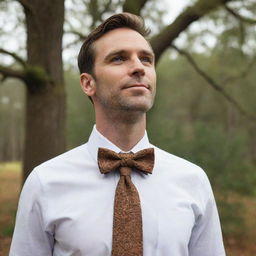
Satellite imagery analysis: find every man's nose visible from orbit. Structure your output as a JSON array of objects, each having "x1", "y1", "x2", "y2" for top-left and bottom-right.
[{"x1": 128, "y1": 58, "x2": 145, "y2": 77}]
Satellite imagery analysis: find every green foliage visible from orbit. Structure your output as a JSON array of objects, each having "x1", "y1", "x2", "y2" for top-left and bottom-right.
[
  {"x1": 218, "y1": 200, "x2": 245, "y2": 237},
  {"x1": 148, "y1": 49, "x2": 256, "y2": 196},
  {"x1": 187, "y1": 122, "x2": 255, "y2": 195},
  {"x1": 0, "y1": 81, "x2": 25, "y2": 162},
  {"x1": 148, "y1": 118, "x2": 255, "y2": 194}
]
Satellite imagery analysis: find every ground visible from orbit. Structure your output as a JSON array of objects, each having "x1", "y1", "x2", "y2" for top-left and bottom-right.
[
  {"x1": 0, "y1": 162, "x2": 255, "y2": 256},
  {"x1": 0, "y1": 163, "x2": 20, "y2": 256}
]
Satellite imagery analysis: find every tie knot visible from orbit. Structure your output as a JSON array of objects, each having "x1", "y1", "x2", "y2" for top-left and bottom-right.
[
  {"x1": 120, "y1": 157, "x2": 134, "y2": 167},
  {"x1": 119, "y1": 166, "x2": 131, "y2": 176},
  {"x1": 119, "y1": 153, "x2": 134, "y2": 168}
]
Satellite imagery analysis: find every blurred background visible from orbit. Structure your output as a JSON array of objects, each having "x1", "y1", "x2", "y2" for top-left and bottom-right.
[{"x1": 0, "y1": 0, "x2": 256, "y2": 255}]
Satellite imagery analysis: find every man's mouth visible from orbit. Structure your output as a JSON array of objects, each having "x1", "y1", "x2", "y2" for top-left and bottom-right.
[{"x1": 123, "y1": 83, "x2": 150, "y2": 90}]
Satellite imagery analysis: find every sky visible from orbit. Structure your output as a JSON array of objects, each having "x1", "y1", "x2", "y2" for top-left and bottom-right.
[{"x1": 163, "y1": 0, "x2": 190, "y2": 23}]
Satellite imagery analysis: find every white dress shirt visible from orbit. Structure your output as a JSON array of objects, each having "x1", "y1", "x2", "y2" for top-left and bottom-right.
[{"x1": 9, "y1": 126, "x2": 225, "y2": 256}]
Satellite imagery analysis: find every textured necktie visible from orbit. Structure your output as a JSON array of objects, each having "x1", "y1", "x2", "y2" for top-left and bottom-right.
[{"x1": 97, "y1": 147, "x2": 154, "y2": 256}]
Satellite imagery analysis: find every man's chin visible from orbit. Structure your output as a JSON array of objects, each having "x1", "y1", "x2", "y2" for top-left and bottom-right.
[{"x1": 119, "y1": 101, "x2": 153, "y2": 112}]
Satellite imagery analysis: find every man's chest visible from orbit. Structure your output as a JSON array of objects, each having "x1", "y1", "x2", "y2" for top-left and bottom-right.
[{"x1": 46, "y1": 173, "x2": 198, "y2": 256}]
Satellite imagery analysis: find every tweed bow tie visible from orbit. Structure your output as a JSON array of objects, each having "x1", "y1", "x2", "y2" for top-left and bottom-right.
[
  {"x1": 97, "y1": 147, "x2": 154, "y2": 256},
  {"x1": 98, "y1": 147, "x2": 154, "y2": 175}
]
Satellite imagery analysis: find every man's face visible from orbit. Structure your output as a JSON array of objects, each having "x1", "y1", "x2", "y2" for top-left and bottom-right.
[{"x1": 91, "y1": 28, "x2": 156, "y2": 113}]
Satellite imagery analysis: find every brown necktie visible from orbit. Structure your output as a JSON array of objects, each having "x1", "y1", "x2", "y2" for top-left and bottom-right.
[{"x1": 98, "y1": 147, "x2": 154, "y2": 256}]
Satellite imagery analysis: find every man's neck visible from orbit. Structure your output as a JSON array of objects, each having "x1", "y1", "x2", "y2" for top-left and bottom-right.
[{"x1": 95, "y1": 111, "x2": 146, "y2": 152}]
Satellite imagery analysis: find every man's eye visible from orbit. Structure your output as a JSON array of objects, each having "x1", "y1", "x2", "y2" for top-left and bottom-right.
[
  {"x1": 111, "y1": 56, "x2": 125, "y2": 63},
  {"x1": 140, "y1": 56, "x2": 152, "y2": 63}
]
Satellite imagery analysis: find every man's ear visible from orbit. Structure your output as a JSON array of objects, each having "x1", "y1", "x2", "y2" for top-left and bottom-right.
[{"x1": 80, "y1": 73, "x2": 96, "y2": 97}]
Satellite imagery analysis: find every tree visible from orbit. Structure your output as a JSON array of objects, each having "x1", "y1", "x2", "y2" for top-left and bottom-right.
[
  {"x1": 0, "y1": 0, "x2": 65, "y2": 181},
  {"x1": 0, "y1": 0, "x2": 255, "y2": 182}
]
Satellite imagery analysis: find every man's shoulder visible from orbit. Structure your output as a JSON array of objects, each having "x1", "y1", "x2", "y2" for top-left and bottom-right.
[
  {"x1": 153, "y1": 145, "x2": 197, "y2": 166},
  {"x1": 39, "y1": 143, "x2": 89, "y2": 165},
  {"x1": 32, "y1": 142, "x2": 91, "y2": 177},
  {"x1": 152, "y1": 144, "x2": 206, "y2": 177}
]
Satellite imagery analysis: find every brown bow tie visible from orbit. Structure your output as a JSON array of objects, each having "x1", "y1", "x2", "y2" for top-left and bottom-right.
[{"x1": 98, "y1": 147, "x2": 154, "y2": 256}]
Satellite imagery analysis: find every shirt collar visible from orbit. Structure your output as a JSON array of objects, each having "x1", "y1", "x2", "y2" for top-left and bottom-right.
[{"x1": 87, "y1": 125, "x2": 151, "y2": 162}]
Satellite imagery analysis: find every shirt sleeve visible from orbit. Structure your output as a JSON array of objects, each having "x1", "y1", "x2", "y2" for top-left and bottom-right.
[
  {"x1": 9, "y1": 170, "x2": 54, "y2": 256},
  {"x1": 188, "y1": 171, "x2": 226, "y2": 256}
]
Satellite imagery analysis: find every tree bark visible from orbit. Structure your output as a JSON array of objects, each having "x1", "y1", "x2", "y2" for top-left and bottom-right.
[
  {"x1": 22, "y1": 0, "x2": 65, "y2": 182},
  {"x1": 123, "y1": 0, "x2": 148, "y2": 15}
]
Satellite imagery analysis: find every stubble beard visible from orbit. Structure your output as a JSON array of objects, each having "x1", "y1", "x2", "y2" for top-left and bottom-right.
[
  {"x1": 100, "y1": 90, "x2": 155, "y2": 111},
  {"x1": 96, "y1": 91, "x2": 155, "y2": 123}
]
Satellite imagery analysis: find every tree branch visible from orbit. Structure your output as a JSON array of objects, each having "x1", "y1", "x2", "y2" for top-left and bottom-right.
[
  {"x1": 123, "y1": 0, "x2": 148, "y2": 15},
  {"x1": 222, "y1": 55, "x2": 256, "y2": 85},
  {"x1": 16, "y1": 0, "x2": 34, "y2": 12},
  {"x1": 88, "y1": 0, "x2": 101, "y2": 29},
  {"x1": 0, "y1": 65, "x2": 26, "y2": 82},
  {"x1": 0, "y1": 48, "x2": 27, "y2": 67},
  {"x1": 150, "y1": 0, "x2": 234, "y2": 63},
  {"x1": 64, "y1": 37, "x2": 85, "y2": 50},
  {"x1": 225, "y1": 5, "x2": 256, "y2": 24},
  {"x1": 171, "y1": 45, "x2": 256, "y2": 122},
  {"x1": 65, "y1": 30, "x2": 87, "y2": 40},
  {"x1": 98, "y1": 0, "x2": 113, "y2": 22}
]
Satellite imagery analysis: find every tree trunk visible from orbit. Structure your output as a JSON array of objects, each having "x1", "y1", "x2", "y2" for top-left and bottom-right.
[{"x1": 22, "y1": 0, "x2": 65, "y2": 182}]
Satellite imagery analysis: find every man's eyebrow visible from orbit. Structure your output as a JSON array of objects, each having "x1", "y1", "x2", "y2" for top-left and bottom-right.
[
  {"x1": 104, "y1": 49, "x2": 155, "y2": 62},
  {"x1": 140, "y1": 50, "x2": 155, "y2": 59},
  {"x1": 104, "y1": 50, "x2": 127, "y2": 62}
]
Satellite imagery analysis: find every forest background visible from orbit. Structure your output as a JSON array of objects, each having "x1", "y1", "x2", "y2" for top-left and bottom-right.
[{"x1": 0, "y1": 0, "x2": 256, "y2": 255}]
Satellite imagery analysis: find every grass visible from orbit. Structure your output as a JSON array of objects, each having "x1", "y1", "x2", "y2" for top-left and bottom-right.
[
  {"x1": 0, "y1": 162, "x2": 21, "y2": 256},
  {"x1": 0, "y1": 162, "x2": 255, "y2": 256},
  {"x1": 0, "y1": 162, "x2": 21, "y2": 173}
]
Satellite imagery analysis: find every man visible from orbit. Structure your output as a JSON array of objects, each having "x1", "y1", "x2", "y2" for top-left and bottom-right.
[{"x1": 9, "y1": 13, "x2": 225, "y2": 256}]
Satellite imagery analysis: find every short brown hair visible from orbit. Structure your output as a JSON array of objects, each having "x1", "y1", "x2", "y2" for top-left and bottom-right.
[{"x1": 77, "y1": 12, "x2": 150, "y2": 75}]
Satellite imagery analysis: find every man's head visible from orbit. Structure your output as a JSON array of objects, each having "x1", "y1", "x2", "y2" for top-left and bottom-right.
[
  {"x1": 78, "y1": 13, "x2": 150, "y2": 76},
  {"x1": 78, "y1": 13, "x2": 156, "y2": 115}
]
